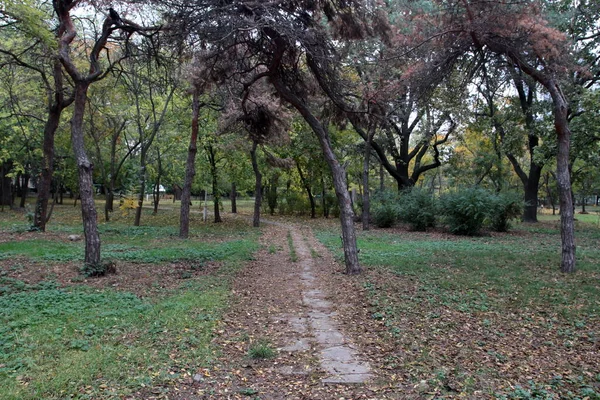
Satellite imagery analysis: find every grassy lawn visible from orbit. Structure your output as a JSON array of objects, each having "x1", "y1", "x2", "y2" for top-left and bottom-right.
[
  {"x1": 0, "y1": 201, "x2": 259, "y2": 399},
  {"x1": 317, "y1": 217, "x2": 600, "y2": 399}
]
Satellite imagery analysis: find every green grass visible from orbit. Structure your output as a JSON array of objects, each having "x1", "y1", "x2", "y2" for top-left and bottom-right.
[
  {"x1": 0, "y1": 203, "x2": 261, "y2": 399},
  {"x1": 287, "y1": 230, "x2": 297, "y2": 262},
  {"x1": 317, "y1": 224, "x2": 600, "y2": 317},
  {"x1": 247, "y1": 339, "x2": 277, "y2": 359},
  {"x1": 0, "y1": 278, "x2": 227, "y2": 399}
]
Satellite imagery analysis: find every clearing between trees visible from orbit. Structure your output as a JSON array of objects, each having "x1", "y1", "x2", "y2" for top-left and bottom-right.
[{"x1": 0, "y1": 205, "x2": 599, "y2": 399}]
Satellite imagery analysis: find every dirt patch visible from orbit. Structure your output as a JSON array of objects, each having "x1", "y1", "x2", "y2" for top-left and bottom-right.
[{"x1": 0, "y1": 258, "x2": 221, "y2": 298}]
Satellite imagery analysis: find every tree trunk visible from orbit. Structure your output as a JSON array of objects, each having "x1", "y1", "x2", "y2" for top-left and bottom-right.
[
  {"x1": 206, "y1": 144, "x2": 222, "y2": 223},
  {"x1": 250, "y1": 142, "x2": 262, "y2": 227},
  {"x1": 296, "y1": 164, "x2": 316, "y2": 218},
  {"x1": 134, "y1": 163, "x2": 146, "y2": 227},
  {"x1": 0, "y1": 161, "x2": 13, "y2": 207},
  {"x1": 212, "y1": 171, "x2": 222, "y2": 223},
  {"x1": 547, "y1": 84, "x2": 576, "y2": 273},
  {"x1": 180, "y1": 91, "x2": 200, "y2": 237},
  {"x1": 362, "y1": 128, "x2": 374, "y2": 230},
  {"x1": 231, "y1": 182, "x2": 237, "y2": 213},
  {"x1": 72, "y1": 82, "x2": 101, "y2": 265},
  {"x1": 523, "y1": 164, "x2": 542, "y2": 222},
  {"x1": 321, "y1": 177, "x2": 329, "y2": 218},
  {"x1": 153, "y1": 149, "x2": 162, "y2": 215},
  {"x1": 272, "y1": 75, "x2": 361, "y2": 274},
  {"x1": 19, "y1": 174, "x2": 29, "y2": 208},
  {"x1": 34, "y1": 106, "x2": 61, "y2": 230}
]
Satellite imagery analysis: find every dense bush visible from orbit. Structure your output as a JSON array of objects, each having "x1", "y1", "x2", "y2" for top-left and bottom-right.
[
  {"x1": 439, "y1": 187, "x2": 491, "y2": 235},
  {"x1": 397, "y1": 188, "x2": 437, "y2": 231},
  {"x1": 487, "y1": 191, "x2": 523, "y2": 232},
  {"x1": 279, "y1": 192, "x2": 310, "y2": 215},
  {"x1": 371, "y1": 190, "x2": 400, "y2": 228}
]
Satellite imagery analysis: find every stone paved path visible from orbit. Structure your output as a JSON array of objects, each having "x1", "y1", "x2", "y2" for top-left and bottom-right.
[{"x1": 288, "y1": 229, "x2": 373, "y2": 384}]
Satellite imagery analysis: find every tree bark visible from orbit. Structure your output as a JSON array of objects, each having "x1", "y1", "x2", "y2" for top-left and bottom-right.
[
  {"x1": 231, "y1": 182, "x2": 237, "y2": 213},
  {"x1": 153, "y1": 148, "x2": 162, "y2": 215},
  {"x1": 206, "y1": 144, "x2": 222, "y2": 223},
  {"x1": 362, "y1": 126, "x2": 374, "y2": 230},
  {"x1": 180, "y1": 90, "x2": 200, "y2": 238},
  {"x1": 548, "y1": 84, "x2": 576, "y2": 273},
  {"x1": 19, "y1": 174, "x2": 29, "y2": 208},
  {"x1": 34, "y1": 59, "x2": 72, "y2": 231},
  {"x1": 0, "y1": 161, "x2": 13, "y2": 207},
  {"x1": 134, "y1": 163, "x2": 146, "y2": 227},
  {"x1": 250, "y1": 142, "x2": 262, "y2": 227},
  {"x1": 72, "y1": 82, "x2": 101, "y2": 265}
]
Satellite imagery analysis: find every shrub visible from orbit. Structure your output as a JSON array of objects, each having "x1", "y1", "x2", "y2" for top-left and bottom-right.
[
  {"x1": 439, "y1": 187, "x2": 491, "y2": 235},
  {"x1": 371, "y1": 190, "x2": 400, "y2": 228},
  {"x1": 487, "y1": 192, "x2": 523, "y2": 232},
  {"x1": 397, "y1": 188, "x2": 437, "y2": 231},
  {"x1": 279, "y1": 192, "x2": 309, "y2": 215}
]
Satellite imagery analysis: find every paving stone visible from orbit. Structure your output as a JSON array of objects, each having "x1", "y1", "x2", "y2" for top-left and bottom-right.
[
  {"x1": 303, "y1": 296, "x2": 332, "y2": 310},
  {"x1": 313, "y1": 329, "x2": 345, "y2": 345}
]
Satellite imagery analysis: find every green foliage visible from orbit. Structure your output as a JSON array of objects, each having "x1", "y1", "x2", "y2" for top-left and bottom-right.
[
  {"x1": 372, "y1": 190, "x2": 400, "y2": 228},
  {"x1": 396, "y1": 188, "x2": 437, "y2": 231},
  {"x1": 439, "y1": 187, "x2": 491, "y2": 235},
  {"x1": 488, "y1": 191, "x2": 523, "y2": 232}
]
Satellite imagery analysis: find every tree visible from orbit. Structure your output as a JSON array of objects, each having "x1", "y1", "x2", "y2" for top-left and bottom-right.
[
  {"x1": 179, "y1": 87, "x2": 201, "y2": 238},
  {"x1": 54, "y1": 0, "x2": 160, "y2": 264},
  {"x1": 430, "y1": 0, "x2": 578, "y2": 272}
]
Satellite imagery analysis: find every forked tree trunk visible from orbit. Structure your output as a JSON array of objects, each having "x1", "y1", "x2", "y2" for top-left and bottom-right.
[
  {"x1": 250, "y1": 142, "x2": 262, "y2": 228},
  {"x1": 272, "y1": 76, "x2": 361, "y2": 274},
  {"x1": 180, "y1": 91, "x2": 201, "y2": 237}
]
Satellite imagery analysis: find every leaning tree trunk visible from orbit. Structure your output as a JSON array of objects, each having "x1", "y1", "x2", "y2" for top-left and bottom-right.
[
  {"x1": 71, "y1": 82, "x2": 101, "y2": 265},
  {"x1": 250, "y1": 142, "x2": 262, "y2": 228},
  {"x1": 272, "y1": 76, "x2": 361, "y2": 274},
  {"x1": 35, "y1": 108, "x2": 61, "y2": 230}
]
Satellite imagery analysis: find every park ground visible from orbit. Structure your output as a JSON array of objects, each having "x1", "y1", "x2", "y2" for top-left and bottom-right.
[{"x1": 0, "y1": 199, "x2": 599, "y2": 399}]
